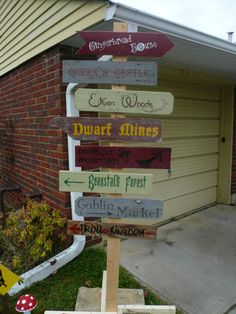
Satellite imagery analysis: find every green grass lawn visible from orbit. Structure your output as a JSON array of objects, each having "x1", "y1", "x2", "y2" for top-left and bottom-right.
[{"x1": 1, "y1": 247, "x2": 182, "y2": 313}]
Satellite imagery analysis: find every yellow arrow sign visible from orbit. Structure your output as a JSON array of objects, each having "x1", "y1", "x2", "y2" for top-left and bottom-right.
[{"x1": 0, "y1": 264, "x2": 20, "y2": 295}]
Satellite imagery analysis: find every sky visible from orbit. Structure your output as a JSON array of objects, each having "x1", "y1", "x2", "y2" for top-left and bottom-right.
[{"x1": 112, "y1": 0, "x2": 236, "y2": 41}]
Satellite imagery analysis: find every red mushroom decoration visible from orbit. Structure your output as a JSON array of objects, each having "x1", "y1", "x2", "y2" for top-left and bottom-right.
[{"x1": 15, "y1": 294, "x2": 37, "y2": 314}]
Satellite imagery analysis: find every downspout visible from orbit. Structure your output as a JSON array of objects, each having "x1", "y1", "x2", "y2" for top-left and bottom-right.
[{"x1": 9, "y1": 83, "x2": 85, "y2": 295}]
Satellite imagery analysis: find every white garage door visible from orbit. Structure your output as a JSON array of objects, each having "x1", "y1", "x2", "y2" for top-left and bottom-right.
[{"x1": 122, "y1": 75, "x2": 220, "y2": 224}]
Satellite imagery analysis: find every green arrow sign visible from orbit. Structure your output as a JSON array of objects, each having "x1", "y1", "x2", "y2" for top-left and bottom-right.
[{"x1": 59, "y1": 171, "x2": 153, "y2": 195}]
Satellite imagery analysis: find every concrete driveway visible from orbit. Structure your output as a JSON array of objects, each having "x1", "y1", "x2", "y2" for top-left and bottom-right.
[{"x1": 120, "y1": 204, "x2": 236, "y2": 314}]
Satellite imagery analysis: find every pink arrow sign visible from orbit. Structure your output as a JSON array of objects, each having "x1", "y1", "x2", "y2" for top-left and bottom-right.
[{"x1": 77, "y1": 31, "x2": 174, "y2": 57}]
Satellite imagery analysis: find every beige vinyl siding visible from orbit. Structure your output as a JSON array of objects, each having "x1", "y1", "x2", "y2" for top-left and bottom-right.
[
  {"x1": 0, "y1": 0, "x2": 108, "y2": 76},
  {"x1": 116, "y1": 71, "x2": 221, "y2": 224},
  {"x1": 163, "y1": 188, "x2": 217, "y2": 220},
  {"x1": 135, "y1": 155, "x2": 218, "y2": 181}
]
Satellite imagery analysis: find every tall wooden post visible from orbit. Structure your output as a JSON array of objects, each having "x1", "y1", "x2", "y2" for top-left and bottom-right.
[{"x1": 105, "y1": 21, "x2": 128, "y2": 312}]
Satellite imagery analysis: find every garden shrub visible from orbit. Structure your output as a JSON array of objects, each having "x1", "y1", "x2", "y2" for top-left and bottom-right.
[{"x1": 0, "y1": 199, "x2": 67, "y2": 274}]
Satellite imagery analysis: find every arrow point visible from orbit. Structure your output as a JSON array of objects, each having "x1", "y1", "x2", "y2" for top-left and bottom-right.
[
  {"x1": 64, "y1": 178, "x2": 71, "y2": 187},
  {"x1": 70, "y1": 223, "x2": 80, "y2": 234}
]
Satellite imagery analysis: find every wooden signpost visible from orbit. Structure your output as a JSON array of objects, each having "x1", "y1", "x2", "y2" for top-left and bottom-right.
[
  {"x1": 59, "y1": 171, "x2": 153, "y2": 195},
  {"x1": 67, "y1": 220, "x2": 157, "y2": 240},
  {"x1": 62, "y1": 60, "x2": 157, "y2": 86},
  {"x1": 75, "y1": 88, "x2": 174, "y2": 115},
  {"x1": 75, "y1": 146, "x2": 171, "y2": 169},
  {"x1": 105, "y1": 22, "x2": 128, "y2": 314},
  {"x1": 48, "y1": 22, "x2": 176, "y2": 314},
  {"x1": 50, "y1": 116, "x2": 162, "y2": 142},
  {"x1": 75, "y1": 197, "x2": 163, "y2": 219},
  {"x1": 77, "y1": 31, "x2": 174, "y2": 57}
]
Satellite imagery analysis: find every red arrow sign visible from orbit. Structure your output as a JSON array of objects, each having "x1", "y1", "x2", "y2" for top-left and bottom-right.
[
  {"x1": 77, "y1": 31, "x2": 173, "y2": 57},
  {"x1": 75, "y1": 146, "x2": 171, "y2": 169},
  {"x1": 69, "y1": 223, "x2": 80, "y2": 234},
  {"x1": 67, "y1": 220, "x2": 157, "y2": 240}
]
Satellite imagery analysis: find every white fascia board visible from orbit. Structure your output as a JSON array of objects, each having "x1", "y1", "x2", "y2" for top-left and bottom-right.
[{"x1": 106, "y1": 2, "x2": 236, "y2": 55}]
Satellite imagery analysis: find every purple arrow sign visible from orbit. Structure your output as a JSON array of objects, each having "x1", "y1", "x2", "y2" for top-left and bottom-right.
[{"x1": 77, "y1": 31, "x2": 174, "y2": 57}]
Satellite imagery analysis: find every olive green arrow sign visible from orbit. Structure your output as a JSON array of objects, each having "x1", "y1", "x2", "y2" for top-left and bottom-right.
[{"x1": 59, "y1": 171, "x2": 153, "y2": 195}]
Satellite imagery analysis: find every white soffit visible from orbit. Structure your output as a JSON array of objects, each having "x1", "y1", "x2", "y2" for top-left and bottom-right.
[{"x1": 106, "y1": 2, "x2": 236, "y2": 81}]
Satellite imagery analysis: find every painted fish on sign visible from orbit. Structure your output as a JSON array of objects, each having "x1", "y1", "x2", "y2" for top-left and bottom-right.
[
  {"x1": 50, "y1": 116, "x2": 162, "y2": 142},
  {"x1": 75, "y1": 146, "x2": 171, "y2": 169},
  {"x1": 77, "y1": 31, "x2": 173, "y2": 57},
  {"x1": 75, "y1": 197, "x2": 163, "y2": 219},
  {"x1": 62, "y1": 60, "x2": 157, "y2": 86},
  {"x1": 75, "y1": 88, "x2": 174, "y2": 115},
  {"x1": 59, "y1": 171, "x2": 153, "y2": 195},
  {"x1": 67, "y1": 220, "x2": 157, "y2": 240}
]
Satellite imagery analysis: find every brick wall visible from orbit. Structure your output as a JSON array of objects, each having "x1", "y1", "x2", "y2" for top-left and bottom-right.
[{"x1": 0, "y1": 45, "x2": 77, "y2": 217}]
